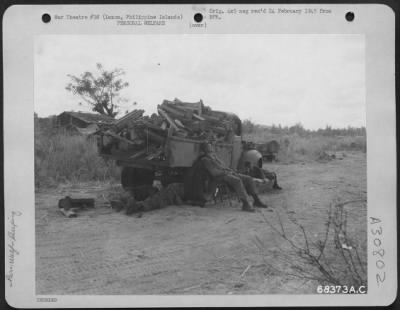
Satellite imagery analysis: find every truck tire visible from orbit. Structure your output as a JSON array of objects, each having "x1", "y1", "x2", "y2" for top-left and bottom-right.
[{"x1": 121, "y1": 167, "x2": 155, "y2": 189}]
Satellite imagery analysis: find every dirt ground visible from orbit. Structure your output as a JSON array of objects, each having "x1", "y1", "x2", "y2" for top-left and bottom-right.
[{"x1": 35, "y1": 151, "x2": 367, "y2": 295}]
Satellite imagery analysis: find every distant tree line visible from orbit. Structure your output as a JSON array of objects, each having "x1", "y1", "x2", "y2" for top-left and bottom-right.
[{"x1": 242, "y1": 119, "x2": 366, "y2": 137}]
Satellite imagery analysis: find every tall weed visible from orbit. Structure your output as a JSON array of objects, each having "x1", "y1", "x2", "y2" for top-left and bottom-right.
[{"x1": 35, "y1": 126, "x2": 120, "y2": 188}]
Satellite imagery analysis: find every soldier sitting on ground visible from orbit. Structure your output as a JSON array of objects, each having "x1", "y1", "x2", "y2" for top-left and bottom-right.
[
  {"x1": 243, "y1": 162, "x2": 282, "y2": 190},
  {"x1": 199, "y1": 142, "x2": 271, "y2": 212},
  {"x1": 127, "y1": 182, "x2": 184, "y2": 214}
]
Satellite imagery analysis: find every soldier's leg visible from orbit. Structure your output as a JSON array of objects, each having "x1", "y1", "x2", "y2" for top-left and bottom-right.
[
  {"x1": 221, "y1": 174, "x2": 248, "y2": 200},
  {"x1": 169, "y1": 183, "x2": 184, "y2": 205},
  {"x1": 262, "y1": 169, "x2": 282, "y2": 190},
  {"x1": 110, "y1": 190, "x2": 132, "y2": 212},
  {"x1": 237, "y1": 174, "x2": 270, "y2": 209},
  {"x1": 221, "y1": 174, "x2": 254, "y2": 212},
  {"x1": 126, "y1": 191, "x2": 164, "y2": 215},
  {"x1": 126, "y1": 183, "x2": 184, "y2": 215},
  {"x1": 251, "y1": 166, "x2": 266, "y2": 179},
  {"x1": 237, "y1": 174, "x2": 258, "y2": 195}
]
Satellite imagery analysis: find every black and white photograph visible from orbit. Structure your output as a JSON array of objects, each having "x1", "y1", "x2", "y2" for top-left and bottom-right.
[
  {"x1": 34, "y1": 34, "x2": 368, "y2": 295},
  {"x1": 4, "y1": 4, "x2": 396, "y2": 308}
]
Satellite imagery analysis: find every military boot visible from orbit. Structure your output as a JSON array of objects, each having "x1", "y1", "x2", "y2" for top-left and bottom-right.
[
  {"x1": 272, "y1": 178, "x2": 282, "y2": 190},
  {"x1": 125, "y1": 197, "x2": 141, "y2": 215},
  {"x1": 252, "y1": 195, "x2": 269, "y2": 209},
  {"x1": 273, "y1": 183, "x2": 282, "y2": 190},
  {"x1": 241, "y1": 199, "x2": 255, "y2": 212}
]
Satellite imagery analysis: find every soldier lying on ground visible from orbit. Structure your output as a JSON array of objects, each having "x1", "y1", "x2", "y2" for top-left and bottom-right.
[
  {"x1": 111, "y1": 179, "x2": 271, "y2": 215},
  {"x1": 199, "y1": 142, "x2": 271, "y2": 212},
  {"x1": 110, "y1": 183, "x2": 184, "y2": 215},
  {"x1": 109, "y1": 143, "x2": 273, "y2": 214}
]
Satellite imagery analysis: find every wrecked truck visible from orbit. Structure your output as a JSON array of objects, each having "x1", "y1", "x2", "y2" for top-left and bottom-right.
[
  {"x1": 255, "y1": 140, "x2": 280, "y2": 162},
  {"x1": 96, "y1": 98, "x2": 264, "y2": 202}
]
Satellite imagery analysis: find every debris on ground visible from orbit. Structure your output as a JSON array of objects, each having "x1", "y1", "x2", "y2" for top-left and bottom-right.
[
  {"x1": 58, "y1": 196, "x2": 95, "y2": 218},
  {"x1": 240, "y1": 264, "x2": 252, "y2": 278},
  {"x1": 59, "y1": 208, "x2": 77, "y2": 218},
  {"x1": 318, "y1": 151, "x2": 340, "y2": 161},
  {"x1": 341, "y1": 243, "x2": 353, "y2": 250}
]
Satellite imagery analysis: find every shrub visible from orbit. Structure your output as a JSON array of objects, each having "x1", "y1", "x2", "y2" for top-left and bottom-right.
[{"x1": 257, "y1": 199, "x2": 367, "y2": 288}]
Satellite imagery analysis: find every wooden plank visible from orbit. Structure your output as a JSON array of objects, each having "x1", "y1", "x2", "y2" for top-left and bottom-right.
[
  {"x1": 168, "y1": 135, "x2": 207, "y2": 144},
  {"x1": 181, "y1": 120, "x2": 205, "y2": 132},
  {"x1": 174, "y1": 119, "x2": 185, "y2": 128},
  {"x1": 160, "y1": 103, "x2": 186, "y2": 118},
  {"x1": 117, "y1": 109, "x2": 144, "y2": 122},
  {"x1": 163, "y1": 103, "x2": 194, "y2": 119},
  {"x1": 160, "y1": 121, "x2": 168, "y2": 130},
  {"x1": 193, "y1": 113, "x2": 205, "y2": 121},
  {"x1": 157, "y1": 107, "x2": 179, "y2": 131},
  {"x1": 103, "y1": 130, "x2": 143, "y2": 145},
  {"x1": 145, "y1": 148, "x2": 164, "y2": 160},
  {"x1": 114, "y1": 109, "x2": 144, "y2": 130},
  {"x1": 209, "y1": 125, "x2": 227, "y2": 135},
  {"x1": 144, "y1": 128, "x2": 167, "y2": 144},
  {"x1": 170, "y1": 99, "x2": 203, "y2": 114},
  {"x1": 141, "y1": 120, "x2": 168, "y2": 133},
  {"x1": 129, "y1": 149, "x2": 147, "y2": 159}
]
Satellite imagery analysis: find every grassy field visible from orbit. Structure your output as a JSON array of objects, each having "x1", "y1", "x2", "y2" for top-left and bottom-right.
[
  {"x1": 34, "y1": 124, "x2": 120, "y2": 188},
  {"x1": 34, "y1": 117, "x2": 366, "y2": 187},
  {"x1": 243, "y1": 133, "x2": 366, "y2": 162}
]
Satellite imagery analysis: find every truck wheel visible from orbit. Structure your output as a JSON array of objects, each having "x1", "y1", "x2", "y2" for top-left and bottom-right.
[
  {"x1": 160, "y1": 175, "x2": 184, "y2": 188},
  {"x1": 121, "y1": 167, "x2": 155, "y2": 190}
]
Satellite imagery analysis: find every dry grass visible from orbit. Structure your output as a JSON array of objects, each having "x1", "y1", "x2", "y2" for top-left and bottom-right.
[
  {"x1": 244, "y1": 132, "x2": 366, "y2": 162},
  {"x1": 257, "y1": 198, "x2": 367, "y2": 288},
  {"x1": 35, "y1": 128, "x2": 120, "y2": 188},
  {"x1": 35, "y1": 115, "x2": 367, "y2": 187},
  {"x1": 242, "y1": 119, "x2": 366, "y2": 162}
]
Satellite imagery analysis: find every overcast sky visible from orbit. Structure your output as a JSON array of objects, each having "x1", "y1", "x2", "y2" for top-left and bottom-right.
[{"x1": 35, "y1": 34, "x2": 365, "y2": 129}]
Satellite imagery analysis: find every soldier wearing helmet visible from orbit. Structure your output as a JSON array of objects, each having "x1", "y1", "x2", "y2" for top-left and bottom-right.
[{"x1": 239, "y1": 149, "x2": 282, "y2": 190}]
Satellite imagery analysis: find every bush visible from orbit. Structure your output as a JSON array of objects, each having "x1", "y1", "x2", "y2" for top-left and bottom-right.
[{"x1": 35, "y1": 124, "x2": 120, "y2": 188}]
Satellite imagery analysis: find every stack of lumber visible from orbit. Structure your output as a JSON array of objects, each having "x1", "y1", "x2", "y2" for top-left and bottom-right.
[{"x1": 99, "y1": 98, "x2": 237, "y2": 161}]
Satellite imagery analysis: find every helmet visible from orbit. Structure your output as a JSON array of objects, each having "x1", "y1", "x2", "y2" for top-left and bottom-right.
[{"x1": 238, "y1": 149, "x2": 263, "y2": 171}]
